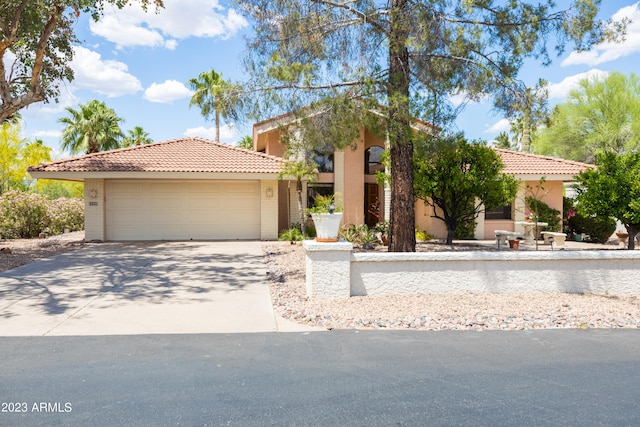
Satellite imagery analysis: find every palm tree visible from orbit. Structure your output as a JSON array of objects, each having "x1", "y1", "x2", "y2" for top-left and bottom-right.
[
  {"x1": 122, "y1": 126, "x2": 153, "y2": 147},
  {"x1": 188, "y1": 69, "x2": 240, "y2": 142},
  {"x1": 280, "y1": 160, "x2": 317, "y2": 237},
  {"x1": 237, "y1": 135, "x2": 253, "y2": 150},
  {"x1": 59, "y1": 100, "x2": 124, "y2": 154}
]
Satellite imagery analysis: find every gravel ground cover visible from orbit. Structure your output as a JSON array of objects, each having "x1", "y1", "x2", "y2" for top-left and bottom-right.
[{"x1": 263, "y1": 241, "x2": 640, "y2": 331}]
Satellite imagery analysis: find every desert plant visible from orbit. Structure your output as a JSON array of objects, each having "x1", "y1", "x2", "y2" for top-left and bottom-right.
[
  {"x1": 339, "y1": 224, "x2": 378, "y2": 247},
  {"x1": 415, "y1": 229, "x2": 434, "y2": 242},
  {"x1": 306, "y1": 193, "x2": 343, "y2": 215},
  {"x1": 279, "y1": 227, "x2": 304, "y2": 242}
]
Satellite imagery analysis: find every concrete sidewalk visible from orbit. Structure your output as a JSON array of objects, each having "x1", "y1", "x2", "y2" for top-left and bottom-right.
[{"x1": 0, "y1": 241, "x2": 317, "y2": 336}]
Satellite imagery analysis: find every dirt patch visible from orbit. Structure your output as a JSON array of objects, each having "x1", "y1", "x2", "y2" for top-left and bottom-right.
[{"x1": 0, "y1": 232, "x2": 86, "y2": 273}]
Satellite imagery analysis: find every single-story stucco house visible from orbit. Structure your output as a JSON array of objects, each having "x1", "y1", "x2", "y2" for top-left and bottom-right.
[{"x1": 28, "y1": 137, "x2": 288, "y2": 241}]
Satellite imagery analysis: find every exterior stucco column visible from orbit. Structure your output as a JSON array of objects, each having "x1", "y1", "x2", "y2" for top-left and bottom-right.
[
  {"x1": 260, "y1": 180, "x2": 279, "y2": 240},
  {"x1": 84, "y1": 178, "x2": 105, "y2": 241},
  {"x1": 303, "y1": 240, "x2": 353, "y2": 299},
  {"x1": 334, "y1": 150, "x2": 345, "y2": 199}
]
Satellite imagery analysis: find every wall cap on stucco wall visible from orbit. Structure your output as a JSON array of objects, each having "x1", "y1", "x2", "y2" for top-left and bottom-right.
[
  {"x1": 303, "y1": 240, "x2": 353, "y2": 252},
  {"x1": 351, "y1": 250, "x2": 640, "y2": 262}
]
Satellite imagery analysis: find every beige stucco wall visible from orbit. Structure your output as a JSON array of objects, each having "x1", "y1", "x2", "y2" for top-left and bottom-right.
[
  {"x1": 260, "y1": 180, "x2": 279, "y2": 240},
  {"x1": 342, "y1": 131, "x2": 365, "y2": 225},
  {"x1": 84, "y1": 178, "x2": 105, "y2": 241}
]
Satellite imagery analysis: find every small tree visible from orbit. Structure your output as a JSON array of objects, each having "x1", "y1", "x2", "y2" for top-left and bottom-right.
[
  {"x1": 414, "y1": 135, "x2": 518, "y2": 245},
  {"x1": 575, "y1": 152, "x2": 640, "y2": 249},
  {"x1": 279, "y1": 160, "x2": 317, "y2": 238},
  {"x1": 0, "y1": 1, "x2": 163, "y2": 122},
  {"x1": 0, "y1": 121, "x2": 51, "y2": 193}
]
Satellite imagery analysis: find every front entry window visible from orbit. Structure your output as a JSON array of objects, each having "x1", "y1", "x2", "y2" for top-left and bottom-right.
[
  {"x1": 365, "y1": 146, "x2": 385, "y2": 175},
  {"x1": 307, "y1": 184, "x2": 334, "y2": 209}
]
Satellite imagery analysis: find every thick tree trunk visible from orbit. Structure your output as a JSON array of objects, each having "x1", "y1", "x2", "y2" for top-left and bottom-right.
[{"x1": 387, "y1": 0, "x2": 415, "y2": 252}]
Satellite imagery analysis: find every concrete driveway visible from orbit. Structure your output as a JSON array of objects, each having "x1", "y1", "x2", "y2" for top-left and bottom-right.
[{"x1": 0, "y1": 241, "x2": 295, "y2": 336}]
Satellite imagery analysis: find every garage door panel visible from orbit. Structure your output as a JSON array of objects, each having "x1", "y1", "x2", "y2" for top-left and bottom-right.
[
  {"x1": 149, "y1": 196, "x2": 183, "y2": 209},
  {"x1": 110, "y1": 182, "x2": 144, "y2": 193},
  {"x1": 106, "y1": 181, "x2": 260, "y2": 240},
  {"x1": 187, "y1": 199, "x2": 219, "y2": 209},
  {"x1": 150, "y1": 183, "x2": 182, "y2": 193},
  {"x1": 110, "y1": 196, "x2": 144, "y2": 210},
  {"x1": 187, "y1": 183, "x2": 220, "y2": 193}
]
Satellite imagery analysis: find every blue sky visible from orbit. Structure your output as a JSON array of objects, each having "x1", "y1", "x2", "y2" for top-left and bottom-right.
[{"x1": 15, "y1": 0, "x2": 640, "y2": 158}]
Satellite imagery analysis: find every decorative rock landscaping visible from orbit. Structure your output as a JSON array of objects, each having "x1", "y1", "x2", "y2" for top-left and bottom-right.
[{"x1": 263, "y1": 242, "x2": 640, "y2": 331}]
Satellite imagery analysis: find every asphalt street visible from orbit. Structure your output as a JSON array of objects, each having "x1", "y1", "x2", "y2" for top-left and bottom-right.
[{"x1": 2, "y1": 329, "x2": 640, "y2": 426}]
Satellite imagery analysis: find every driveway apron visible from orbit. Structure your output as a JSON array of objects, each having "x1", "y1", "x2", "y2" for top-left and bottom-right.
[{"x1": 0, "y1": 241, "x2": 277, "y2": 336}]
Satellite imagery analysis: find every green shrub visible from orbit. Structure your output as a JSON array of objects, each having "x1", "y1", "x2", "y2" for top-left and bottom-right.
[
  {"x1": 564, "y1": 197, "x2": 616, "y2": 243},
  {"x1": 526, "y1": 196, "x2": 561, "y2": 231},
  {"x1": 339, "y1": 224, "x2": 378, "y2": 246},
  {"x1": 568, "y1": 212, "x2": 616, "y2": 243},
  {"x1": 453, "y1": 218, "x2": 476, "y2": 239},
  {"x1": 46, "y1": 197, "x2": 84, "y2": 234},
  {"x1": 415, "y1": 229, "x2": 433, "y2": 241},
  {"x1": 279, "y1": 227, "x2": 304, "y2": 242},
  {"x1": 0, "y1": 190, "x2": 84, "y2": 238}
]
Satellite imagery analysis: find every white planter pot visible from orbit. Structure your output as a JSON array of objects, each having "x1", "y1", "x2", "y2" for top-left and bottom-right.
[{"x1": 312, "y1": 212, "x2": 343, "y2": 242}]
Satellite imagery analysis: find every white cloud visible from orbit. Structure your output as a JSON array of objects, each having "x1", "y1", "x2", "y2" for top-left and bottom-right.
[
  {"x1": 90, "y1": 0, "x2": 249, "y2": 49},
  {"x1": 184, "y1": 123, "x2": 237, "y2": 141},
  {"x1": 144, "y1": 80, "x2": 193, "y2": 103},
  {"x1": 485, "y1": 118, "x2": 511, "y2": 134},
  {"x1": 31, "y1": 130, "x2": 62, "y2": 139},
  {"x1": 547, "y1": 69, "x2": 608, "y2": 99},
  {"x1": 70, "y1": 46, "x2": 142, "y2": 97},
  {"x1": 562, "y1": 3, "x2": 640, "y2": 66}
]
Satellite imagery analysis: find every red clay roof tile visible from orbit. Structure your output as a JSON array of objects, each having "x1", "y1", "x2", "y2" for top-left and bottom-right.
[
  {"x1": 493, "y1": 148, "x2": 593, "y2": 176},
  {"x1": 28, "y1": 137, "x2": 285, "y2": 174}
]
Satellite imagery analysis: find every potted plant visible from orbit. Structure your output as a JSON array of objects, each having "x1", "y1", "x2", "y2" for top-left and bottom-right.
[{"x1": 307, "y1": 194, "x2": 344, "y2": 242}]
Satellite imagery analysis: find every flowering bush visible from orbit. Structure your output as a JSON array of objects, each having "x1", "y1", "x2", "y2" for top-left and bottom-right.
[
  {"x1": 46, "y1": 197, "x2": 84, "y2": 235},
  {"x1": 526, "y1": 211, "x2": 538, "y2": 221},
  {"x1": 0, "y1": 190, "x2": 84, "y2": 238}
]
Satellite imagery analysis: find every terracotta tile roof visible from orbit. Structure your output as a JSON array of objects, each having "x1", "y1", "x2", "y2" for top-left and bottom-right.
[
  {"x1": 28, "y1": 137, "x2": 285, "y2": 174},
  {"x1": 494, "y1": 148, "x2": 593, "y2": 176}
]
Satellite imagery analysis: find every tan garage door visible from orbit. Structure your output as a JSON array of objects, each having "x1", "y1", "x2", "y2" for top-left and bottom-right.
[{"x1": 106, "y1": 181, "x2": 260, "y2": 240}]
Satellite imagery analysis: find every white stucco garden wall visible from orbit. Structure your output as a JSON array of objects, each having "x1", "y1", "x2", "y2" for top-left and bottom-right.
[{"x1": 303, "y1": 240, "x2": 640, "y2": 299}]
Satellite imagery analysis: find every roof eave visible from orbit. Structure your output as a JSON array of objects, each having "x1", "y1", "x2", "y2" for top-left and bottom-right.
[
  {"x1": 28, "y1": 171, "x2": 291, "y2": 181},
  {"x1": 510, "y1": 173, "x2": 580, "y2": 181}
]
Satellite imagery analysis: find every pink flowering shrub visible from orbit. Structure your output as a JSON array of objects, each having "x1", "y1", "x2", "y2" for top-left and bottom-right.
[
  {"x1": 0, "y1": 190, "x2": 84, "y2": 238},
  {"x1": 46, "y1": 197, "x2": 84, "y2": 235}
]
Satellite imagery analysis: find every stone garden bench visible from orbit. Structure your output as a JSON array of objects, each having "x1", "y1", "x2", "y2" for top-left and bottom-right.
[
  {"x1": 495, "y1": 230, "x2": 522, "y2": 247},
  {"x1": 541, "y1": 231, "x2": 567, "y2": 247}
]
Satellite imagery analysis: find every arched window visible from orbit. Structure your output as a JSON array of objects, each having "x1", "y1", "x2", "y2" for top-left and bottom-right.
[{"x1": 365, "y1": 146, "x2": 385, "y2": 175}]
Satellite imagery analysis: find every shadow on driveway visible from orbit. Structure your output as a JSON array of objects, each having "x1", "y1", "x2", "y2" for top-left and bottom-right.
[{"x1": 0, "y1": 241, "x2": 275, "y2": 335}]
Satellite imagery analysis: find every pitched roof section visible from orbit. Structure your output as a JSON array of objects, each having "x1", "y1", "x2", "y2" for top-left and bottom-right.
[
  {"x1": 494, "y1": 148, "x2": 593, "y2": 176},
  {"x1": 29, "y1": 137, "x2": 285, "y2": 174}
]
